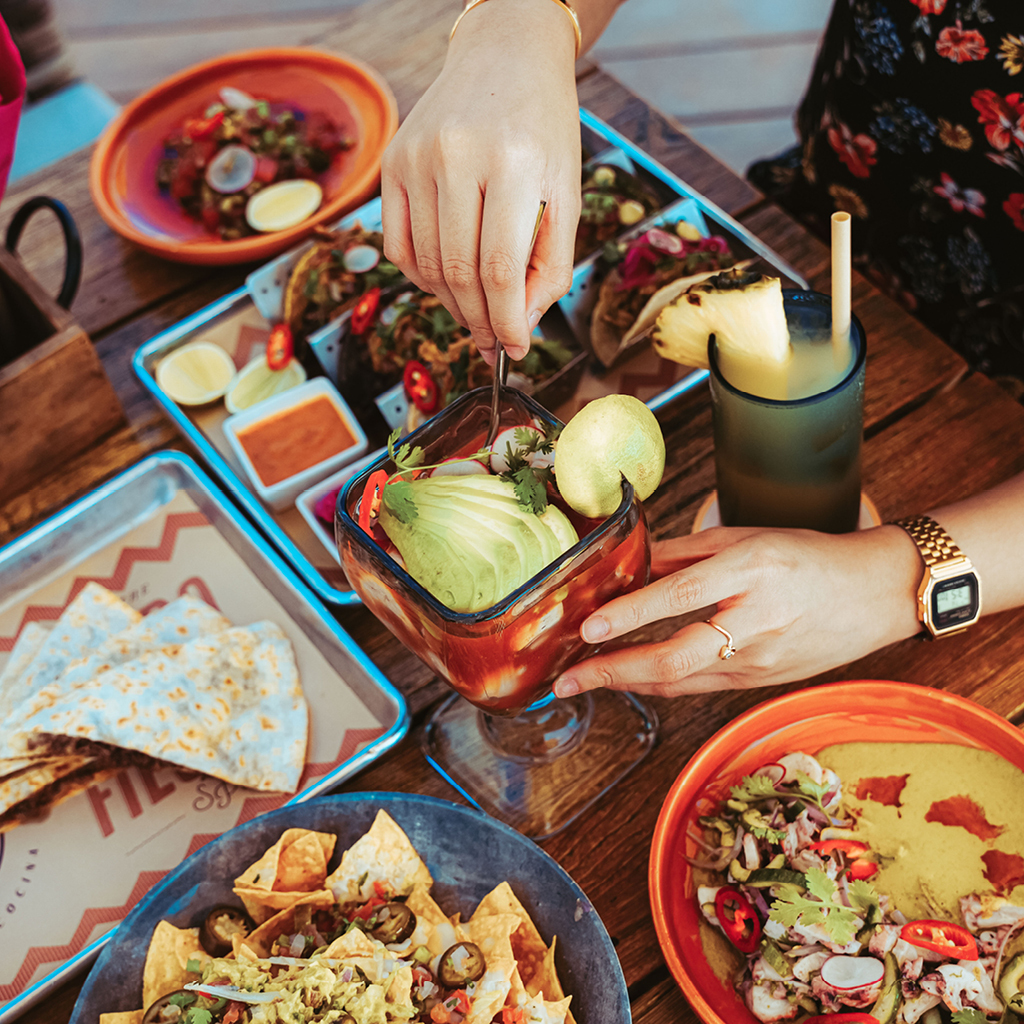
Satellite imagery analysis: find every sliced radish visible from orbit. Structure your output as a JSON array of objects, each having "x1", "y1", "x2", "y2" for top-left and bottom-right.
[
  {"x1": 343, "y1": 244, "x2": 381, "y2": 273},
  {"x1": 205, "y1": 145, "x2": 257, "y2": 193},
  {"x1": 817, "y1": 955, "x2": 885, "y2": 992},
  {"x1": 645, "y1": 227, "x2": 684, "y2": 255},
  {"x1": 219, "y1": 86, "x2": 257, "y2": 111},
  {"x1": 489, "y1": 425, "x2": 550, "y2": 473},
  {"x1": 777, "y1": 752, "x2": 825, "y2": 785},
  {"x1": 430, "y1": 457, "x2": 490, "y2": 477},
  {"x1": 752, "y1": 762, "x2": 786, "y2": 786}
]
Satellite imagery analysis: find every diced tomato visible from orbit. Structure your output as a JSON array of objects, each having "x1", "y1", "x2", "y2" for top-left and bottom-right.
[
  {"x1": 350, "y1": 894, "x2": 387, "y2": 921},
  {"x1": 412, "y1": 966, "x2": 433, "y2": 985},
  {"x1": 266, "y1": 324, "x2": 293, "y2": 370},
  {"x1": 430, "y1": 1005, "x2": 450, "y2": 1024},
  {"x1": 185, "y1": 111, "x2": 224, "y2": 141},
  {"x1": 254, "y1": 156, "x2": 279, "y2": 184},
  {"x1": 502, "y1": 1009, "x2": 526, "y2": 1024},
  {"x1": 449, "y1": 990, "x2": 470, "y2": 1014},
  {"x1": 200, "y1": 205, "x2": 221, "y2": 232},
  {"x1": 373, "y1": 880, "x2": 392, "y2": 899},
  {"x1": 900, "y1": 919, "x2": 978, "y2": 960},
  {"x1": 221, "y1": 1002, "x2": 245, "y2": 1024},
  {"x1": 808, "y1": 839, "x2": 878, "y2": 881},
  {"x1": 170, "y1": 161, "x2": 198, "y2": 200},
  {"x1": 358, "y1": 469, "x2": 390, "y2": 537}
]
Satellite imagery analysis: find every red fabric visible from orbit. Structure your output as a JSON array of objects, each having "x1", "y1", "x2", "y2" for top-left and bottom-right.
[{"x1": 0, "y1": 14, "x2": 26, "y2": 201}]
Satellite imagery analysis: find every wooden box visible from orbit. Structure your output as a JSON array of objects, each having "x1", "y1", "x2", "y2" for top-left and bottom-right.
[{"x1": 0, "y1": 244, "x2": 125, "y2": 495}]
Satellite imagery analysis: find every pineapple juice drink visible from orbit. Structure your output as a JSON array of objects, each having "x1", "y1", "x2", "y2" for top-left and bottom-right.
[{"x1": 709, "y1": 291, "x2": 866, "y2": 533}]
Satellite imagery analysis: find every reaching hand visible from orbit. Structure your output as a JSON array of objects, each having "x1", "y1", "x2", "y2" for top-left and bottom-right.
[
  {"x1": 380, "y1": 0, "x2": 582, "y2": 363},
  {"x1": 553, "y1": 525, "x2": 924, "y2": 697}
]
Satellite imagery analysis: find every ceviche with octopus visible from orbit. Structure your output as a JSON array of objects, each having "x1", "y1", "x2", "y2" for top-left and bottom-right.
[{"x1": 694, "y1": 751, "x2": 1024, "y2": 1024}]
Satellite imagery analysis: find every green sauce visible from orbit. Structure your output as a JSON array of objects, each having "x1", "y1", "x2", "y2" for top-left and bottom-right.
[{"x1": 818, "y1": 741, "x2": 1024, "y2": 920}]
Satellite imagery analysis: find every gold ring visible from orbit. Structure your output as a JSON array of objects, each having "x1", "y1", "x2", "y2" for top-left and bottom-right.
[{"x1": 705, "y1": 619, "x2": 737, "y2": 660}]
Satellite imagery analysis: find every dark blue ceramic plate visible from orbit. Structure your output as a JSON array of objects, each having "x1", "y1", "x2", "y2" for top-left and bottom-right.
[{"x1": 70, "y1": 793, "x2": 629, "y2": 1024}]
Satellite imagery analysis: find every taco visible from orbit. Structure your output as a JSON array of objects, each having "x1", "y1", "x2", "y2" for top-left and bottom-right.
[
  {"x1": 574, "y1": 162, "x2": 661, "y2": 263},
  {"x1": 283, "y1": 224, "x2": 403, "y2": 342},
  {"x1": 588, "y1": 223, "x2": 739, "y2": 367}
]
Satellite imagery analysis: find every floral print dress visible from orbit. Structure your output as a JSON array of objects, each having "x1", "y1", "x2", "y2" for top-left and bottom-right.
[{"x1": 749, "y1": 0, "x2": 1024, "y2": 384}]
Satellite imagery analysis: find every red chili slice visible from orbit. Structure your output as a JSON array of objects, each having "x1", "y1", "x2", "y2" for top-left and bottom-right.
[
  {"x1": 186, "y1": 111, "x2": 224, "y2": 141},
  {"x1": 900, "y1": 919, "x2": 979, "y2": 960},
  {"x1": 350, "y1": 286, "x2": 381, "y2": 334},
  {"x1": 802, "y1": 1015, "x2": 879, "y2": 1024},
  {"x1": 358, "y1": 469, "x2": 390, "y2": 537},
  {"x1": 808, "y1": 839, "x2": 879, "y2": 881},
  {"x1": 714, "y1": 886, "x2": 762, "y2": 954},
  {"x1": 402, "y1": 359, "x2": 439, "y2": 413},
  {"x1": 266, "y1": 323, "x2": 293, "y2": 370}
]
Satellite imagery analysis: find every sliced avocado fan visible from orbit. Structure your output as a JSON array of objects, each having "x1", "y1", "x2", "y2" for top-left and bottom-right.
[{"x1": 378, "y1": 475, "x2": 579, "y2": 613}]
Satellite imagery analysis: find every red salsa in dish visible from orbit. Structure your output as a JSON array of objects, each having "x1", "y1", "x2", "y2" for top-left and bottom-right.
[{"x1": 237, "y1": 395, "x2": 357, "y2": 486}]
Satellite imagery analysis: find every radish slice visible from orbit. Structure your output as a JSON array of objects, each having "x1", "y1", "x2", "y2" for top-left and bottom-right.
[
  {"x1": 206, "y1": 145, "x2": 257, "y2": 193},
  {"x1": 752, "y1": 762, "x2": 786, "y2": 786},
  {"x1": 489, "y1": 425, "x2": 549, "y2": 473},
  {"x1": 777, "y1": 752, "x2": 825, "y2": 785},
  {"x1": 430, "y1": 457, "x2": 490, "y2": 477},
  {"x1": 646, "y1": 227, "x2": 684, "y2": 255},
  {"x1": 817, "y1": 955, "x2": 885, "y2": 992},
  {"x1": 343, "y1": 244, "x2": 381, "y2": 273}
]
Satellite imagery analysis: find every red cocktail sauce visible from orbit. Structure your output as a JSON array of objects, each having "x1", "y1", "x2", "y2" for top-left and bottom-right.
[{"x1": 238, "y1": 395, "x2": 356, "y2": 486}]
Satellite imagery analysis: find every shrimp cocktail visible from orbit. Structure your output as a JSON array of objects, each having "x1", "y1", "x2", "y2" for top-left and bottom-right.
[{"x1": 335, "y1": 387, "x2": 664, "y2": 716}]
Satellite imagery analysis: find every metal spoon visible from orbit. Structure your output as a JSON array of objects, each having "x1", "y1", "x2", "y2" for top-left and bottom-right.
[{"x1": 485, "y1": 201, "x2": 547, "y2": 447}]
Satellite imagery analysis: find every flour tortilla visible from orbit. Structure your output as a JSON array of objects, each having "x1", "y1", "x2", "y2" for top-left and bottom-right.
[
  {"x1": 0, "y1": 585, "x2": 139, "y2": 757},
  {"x1": 7, "y1": 619, "x2": 307, "y2": 792}
]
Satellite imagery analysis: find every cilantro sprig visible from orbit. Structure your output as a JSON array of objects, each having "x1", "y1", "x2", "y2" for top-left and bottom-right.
[
  {"x1": 496, "y1": 424, "x2": 560, "y2": 515},
  {"x1": 769, "y1": 869, "x2": 879, "y2": 946},
  {"x1": 730, "y1": 770, "x2": 833, "y2": 817}
]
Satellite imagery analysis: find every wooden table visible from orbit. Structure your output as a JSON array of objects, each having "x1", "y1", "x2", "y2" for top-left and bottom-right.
[{"x1": 3, "y1": 1, "x2": 1024, "y2": 1022}]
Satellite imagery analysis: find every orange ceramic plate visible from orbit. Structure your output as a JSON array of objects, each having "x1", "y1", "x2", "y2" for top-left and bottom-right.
[
  {"x1": 648, "y1": 680, "x2": 1024, "y2": 1024},
  {"x1": 89, "y1": 48, "x2": 398, "y2": 266}
]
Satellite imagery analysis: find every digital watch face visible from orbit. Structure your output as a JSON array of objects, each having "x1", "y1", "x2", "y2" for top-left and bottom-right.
[{"x1": 930, "y1": 573, "x2": 980, "y2": 631}]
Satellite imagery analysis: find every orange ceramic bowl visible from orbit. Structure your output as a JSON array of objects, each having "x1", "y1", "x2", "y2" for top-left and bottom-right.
[
  {"x1": 649, "y1": 680, "x2": 1024, "y2": 1024},
  {"x1": 89, "y1": 48, "x2": 398, "y2": 265}
]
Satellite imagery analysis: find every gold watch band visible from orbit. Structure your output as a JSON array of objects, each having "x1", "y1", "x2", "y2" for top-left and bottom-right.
[
  {"x1": 450, "y1": 0, "x2": 583, "y2": 59},
  {"x1": 893, "y1": 514, "x2": 967, "y2": 568}
]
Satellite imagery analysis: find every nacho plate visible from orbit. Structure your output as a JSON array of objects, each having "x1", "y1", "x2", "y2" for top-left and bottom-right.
[{"x1": 71, "y1": 794, "x2": 630, "y2": 1024}]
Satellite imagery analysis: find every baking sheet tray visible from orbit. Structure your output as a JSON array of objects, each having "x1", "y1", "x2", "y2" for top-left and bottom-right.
[
  {"x1": 133, "y1": 108, "x2": 808, "y2": 608},
  {"x1": 0, "y1": 451, "x2": 409, "y2": 1024}
]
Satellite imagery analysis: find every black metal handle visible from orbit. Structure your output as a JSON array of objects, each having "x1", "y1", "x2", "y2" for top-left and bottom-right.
[{"x1": 5, "y1": 195, "x2": 83, "y2": 309}]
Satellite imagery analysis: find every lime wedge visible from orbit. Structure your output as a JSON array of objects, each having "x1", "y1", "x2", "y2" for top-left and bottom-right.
[
  {"x1": 246, "y1": 179, "x2": 323, "y2": 233},
  {"x1": 156, "y1": 341, "x2": 236, "y2": 406},
  {"x1": 225, "y1": 355, "x2": 307, "y2": 413}
]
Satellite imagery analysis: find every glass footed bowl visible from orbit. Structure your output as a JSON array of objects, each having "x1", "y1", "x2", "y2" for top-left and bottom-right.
[{"x1": 335, "y1": 386, "x2": 651, "y2": 716}]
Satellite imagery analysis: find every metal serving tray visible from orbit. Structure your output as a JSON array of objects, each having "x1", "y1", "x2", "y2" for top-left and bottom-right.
[
  {"x1": 0, "y1": 451, "x2": 408, "y2": 1024},
  {"x1": 134, "y1": 108, "x2": 807, "y2": 607}
]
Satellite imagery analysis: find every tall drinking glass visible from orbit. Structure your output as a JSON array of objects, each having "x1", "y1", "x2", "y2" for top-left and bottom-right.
[
  {"x1": 709, "y1": 290, "x2": 867, "y2": 533},
  {"x1": 335, "y1": 387, "x2": 657, "y2": 838}
]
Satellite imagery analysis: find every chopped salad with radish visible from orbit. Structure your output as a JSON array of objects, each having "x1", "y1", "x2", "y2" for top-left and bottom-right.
[
  {"x1": 157, "y1": 86, "x2": 352, "y2": 239},
  {"x1": 695, "y1": 752, "x2": 1024, "y2": 1023}
]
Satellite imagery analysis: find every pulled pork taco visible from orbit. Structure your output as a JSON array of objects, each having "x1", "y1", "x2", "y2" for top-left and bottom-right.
[
  {"x1": 589, "y1": 222, "x2": 739, "y2": 367},
  {"x1": 283, "y1": 224, "x2": 403, "y2": 342}
]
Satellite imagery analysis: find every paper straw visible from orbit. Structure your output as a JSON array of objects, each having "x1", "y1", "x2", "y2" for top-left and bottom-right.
[{"x1": 831, "y1": 212, "x2": 851, "y2": 348}]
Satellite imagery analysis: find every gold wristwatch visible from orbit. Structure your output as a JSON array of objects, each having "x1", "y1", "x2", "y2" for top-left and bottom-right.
[{"x1": 893, "y1": 514, "x2": 981, "y2": 639}]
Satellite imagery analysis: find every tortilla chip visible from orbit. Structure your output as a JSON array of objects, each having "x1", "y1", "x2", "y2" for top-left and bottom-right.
[
  {"x1": 142, "y1": 922, "x2": 210, "y2": 1010},
  {"x1": 242, "y1": 889, "x2": 335, "y2": 955},
  {"x1": 324, "y1": 810, "x2": 432, "y2": 902},
  {"x1": 235, "y1": 828, "x2": 335, "y2": 892},
  {"x1": 385, "y1": 964, "x2": 413, "y2": 1006},
  {"x1": 323, "y1": 927, "x2": 377, "y2": 960},
  {"x1": 404, "y1": 885, "x2": 453, "y2": 952},
  {"x1": 529, "y1": 939, "x2": 573, "y2": 1017},
  {"x1": 472, "y1": 882, "x2": 547, "y2": 988},
  {"x1": 464, "y1": 956, "x2": 515, "y2": 1024},
  {"x1": 99, "y1": 1011, "x2": 143, "y2": 1024},
  {"x1": 466, "y1": 913, "x2": 527, "y2": 1003}
]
